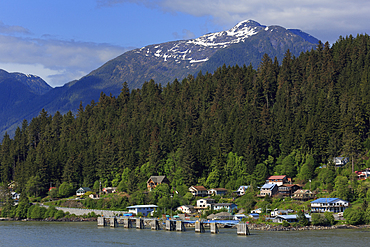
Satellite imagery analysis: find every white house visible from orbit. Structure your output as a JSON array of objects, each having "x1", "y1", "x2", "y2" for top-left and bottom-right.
[
  {"x1": 189, "y1": 186, "x2": 208, "y2": 197},
  {"x1": 176, "y1": 205, "x2": 195, "y2": 214},
  {"x1": 213, "y1": 203, "x2": 237, "y2": 213},
  {"x1": 196, "y1": 197, "x2": 215, "y2": 210},
  {"x1": 208, "y1": 188, "x2": 228, "y2": 196},
  {"x1": 270, "y1": 209, "x2": 289, "y2": 217},
  {"x1": 310, "y1": 198, "x2": 349, "y2": 213},
  {"x1": 267, "y1": 175, "x2": 290, "y2": 186},
  {"x1": 272, "y1": 214, "x2": 311, "y2": 223},
  {"x1": 127, "y1": 205, "x2": 158, "y2": 216},
  {"x1": 234, "y1": 185, "x2": 250, "y2": 196},
  {"x1": 11, "y1": 192, "x2": 20, "y2": 201},
  {"x1": 259, "y1": 183, "x2": 278, "y2": 197},
  {"x1": 333, "y1": 157, "x2": 349, "y2": 168},
  {"x1": 76, "y1": 187, "x2": 91, "y2": 196}
]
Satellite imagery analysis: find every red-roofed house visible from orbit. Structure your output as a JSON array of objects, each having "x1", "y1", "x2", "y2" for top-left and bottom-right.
[
  {"x1": 189, "y1": 186, "x2": 208, "y2": 197},
  {"x1": 267, "y1": 175, "x2": 290, "y2": 186}
]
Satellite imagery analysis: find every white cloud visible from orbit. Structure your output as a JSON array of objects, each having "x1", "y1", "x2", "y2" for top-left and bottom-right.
[
  {"x1": 98, "y1": 0, "x2": 370, "y2": 44},
  {"x1": 0, "y1": 34, "x2": 129, "y2": 87},
  {"x1": 0, "y1": 21, "x2": 32, "y2": 35}
]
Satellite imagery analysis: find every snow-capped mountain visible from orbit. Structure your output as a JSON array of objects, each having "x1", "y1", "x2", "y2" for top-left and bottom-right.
[
  {"x1": 89, "y1": 20, "x2": 318, "y2": 89},
  {"x1": 138, "y1": 20, "x2": 265, "y2": 65},
  {"x1": 128, "y1": 20, "x2": 317, "y2": 70},
  {"x1": 0, "y1": 20, "x2": 319, "y2": 138}
]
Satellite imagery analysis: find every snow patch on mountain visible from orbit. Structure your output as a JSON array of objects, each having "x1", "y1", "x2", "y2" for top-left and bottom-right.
[{"x1": 134, "y1": 20, "x2": 314, "y2": 67}]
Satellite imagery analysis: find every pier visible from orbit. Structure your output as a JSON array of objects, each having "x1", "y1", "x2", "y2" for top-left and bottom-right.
[{"x1": 97, "y1": 217, "x2": 250, "y2": 236}]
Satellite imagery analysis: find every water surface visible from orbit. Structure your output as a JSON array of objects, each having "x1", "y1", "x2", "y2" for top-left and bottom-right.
[{"x1": 1, "y1": 221, "x2": 369, "y2": 247}]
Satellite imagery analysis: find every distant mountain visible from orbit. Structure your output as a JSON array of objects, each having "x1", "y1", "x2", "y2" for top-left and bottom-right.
[
  {"x1": 0, "y1": 69, "x2": 52, "y2": 136},
  {"x1": 0, "y1": 20, "x2": 319, "y2": 138}
]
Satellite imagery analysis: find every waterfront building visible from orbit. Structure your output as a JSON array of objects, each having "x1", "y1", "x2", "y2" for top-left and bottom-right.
[
  {"x1": 310, "y1": 198, "x2": 349, "y2": 213},
  {"x1": 127, "y1": 205, "x2": 158, "y2": 216}
]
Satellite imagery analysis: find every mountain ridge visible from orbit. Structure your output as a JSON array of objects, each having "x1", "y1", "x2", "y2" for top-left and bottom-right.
[{"x1": 0, "y1": 20, "x2": 319, "y2": 138}]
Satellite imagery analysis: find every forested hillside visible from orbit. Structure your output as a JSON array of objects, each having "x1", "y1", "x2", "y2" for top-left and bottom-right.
[{"x1": 2, "y1": 35, "x2": 370, "y2": 198}]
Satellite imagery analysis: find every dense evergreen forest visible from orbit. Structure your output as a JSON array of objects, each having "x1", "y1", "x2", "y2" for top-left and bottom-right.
[{"x1": 2, "y1": 34, "x2": 370, "y2": 198}]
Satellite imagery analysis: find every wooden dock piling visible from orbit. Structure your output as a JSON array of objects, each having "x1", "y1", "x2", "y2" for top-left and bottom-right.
[
  {"x1": 166, "y1": 220, "x2": 176, "y2": 231},
  {"x1": 136, "y1": 218, "x2": 144, "y2": 229},
  {"x1": 123, "y1": 218, "x2": 132, "y2": 228},
  {"x1": 195, "y1": 221, "x2": 205, "y2": 233},
  {"x1": 151, "y1": 219, "x2": 160, "y2": 230},
  {"x1": 176, "y1": 220, "x2": 186, "y2": 231},
  {"x1": 237, "y1": 223, "x2": 250, "y2": 235},
  {"x1": 210, "y1": 223, "x2": 219, "y2": 234},
  {"x1": 110, "y1": 217, "x2": 118, "y2": 227},
  {"x1": 97, "y1": 217, "x2": 106, "y2": 227}
]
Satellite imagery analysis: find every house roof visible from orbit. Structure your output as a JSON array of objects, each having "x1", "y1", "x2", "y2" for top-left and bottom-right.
[
  {"x1": 275, "y1": 214, "x2": 311, "y2": 220},
  {"x1": 77, "y1": 187, "x2": 91, "y2": 191},
  {"x1": 268, "y1": 175, "x2": 287, "y2": 180},
  {"x1": 214, "y1": 203, "x2": 237, "y2": 207},
  {"x1": 209, "y1": 188, "x2": 228, "y2": 191},
  {"x1": 311, "y1": 198, "x2": 347, "y2": 204},
  {"x1": 261, "y1": 183, "x2": 277, "y2": 190},
  {"x1": 190, "y1": 185, "x2": 207, "y2": 191},
  {"x1": 127, "y1": 205, "x2": 158, "y2": 209},
  {"x1": 147, "y1": 176, "x2": 167, "y2": 184}
]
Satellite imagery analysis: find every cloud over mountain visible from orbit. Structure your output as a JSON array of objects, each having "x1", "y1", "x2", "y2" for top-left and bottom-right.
[
  {"x1": 98, "y1": 0, "x2": 370, "y2": 44},
  {"x1": 0, "y1": 24, "x2": 129, "y2": 87}
]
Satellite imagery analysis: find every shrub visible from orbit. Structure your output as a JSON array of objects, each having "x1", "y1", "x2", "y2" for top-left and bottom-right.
[
  {"x1": 282, "y1": 220, "x2": 290, "y2": 227},
  {"x1": 324, "y1": 211, "x2": 335, "y2": 225},
  {"x1": 54, "y1": 210, "x2": 65, "y2": 220}
]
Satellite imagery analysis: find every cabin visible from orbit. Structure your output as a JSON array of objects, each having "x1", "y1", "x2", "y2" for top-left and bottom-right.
[
  {"x1": 11, "y1": 192, "x2": 20, "y2": 201},
  {"x1": 208, "y1": 188, "x2": 228, "y2": 196},
  {"x1": 270, "y1": 209, "x2": 289, "y2": 217},
  {"x1": 196, "y1": 197, "x2": 215, "y2": 210},
  {"x1": 333, "y1": 157, "x2": 349, "y2": 169},
  {"x1": 189, "y1": 185, "x2": 208, "y2": 197},
  {"x1": 278, "y1": 184, "x2": 300, "y2": 197},
  {"x1": 147, "y1": 176, "x2": 170, "y2": 191},
  {"x1": 310, "y1": 198, "x2": 349, "y2": 213},
  {"x1": 102, "y1": 187, "x2": 117, "y2": 194},
  {"x1": 267, "y1": 175, "x2": 290, "y2": 186},
  {"x1": 76, "y1": 187, "x2": 91, "y2": 196},
  {"x1": 272, "y1": 214, "x2": 311, "y2": 223},
  {"x1": 176, "y1": 205, "x2": 195, "y2": 214},
  {"x1": 127, "y1": 205, "x2": 158, "y2": 216},
  {"x1": 213, "y1": 203, "x2": 237, "y2": 213},
  {"x1": 234, "y1": 185, "x2": 250, "y2": 196},
  {"x1": 292, "y1": 189, "x2": 315, "y2": 201},
  {"x1": 259, "y1": 183, "x2": 278, "y2": 197}
]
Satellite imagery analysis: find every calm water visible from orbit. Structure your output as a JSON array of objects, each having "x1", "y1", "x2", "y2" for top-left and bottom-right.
[{"x1": 1, "y1": 221, "x2": 370, "y2": 247}]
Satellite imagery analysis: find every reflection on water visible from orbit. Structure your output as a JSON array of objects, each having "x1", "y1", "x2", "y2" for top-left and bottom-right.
[{"x1": 1, "y1": 221, "x2": 369, "y2": 247}]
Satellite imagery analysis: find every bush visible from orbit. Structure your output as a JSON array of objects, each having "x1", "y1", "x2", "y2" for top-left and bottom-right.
[
  {"x1": 54, "y1": 210, "x2": 65, "y2": 219},
  {"x1": 29, "y1": 205, "x2": 47, "y2": 219},
  {"x1": 46, "y1": 206, "x2": 58, "y2": 218},
  {"x1": 324, "y1": 211, "x2": 335, "y2": 225},
  {"x1": 282, "y1": 220, "x2": 290, "y2": 227},
  {"x1": 311, "y1": 213, "x2": 328, "y2": 226}
]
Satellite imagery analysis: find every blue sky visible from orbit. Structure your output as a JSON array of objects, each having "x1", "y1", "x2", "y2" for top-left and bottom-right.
[{"x1": 0, "y1": 0, "x2": 369, "y2": 87}]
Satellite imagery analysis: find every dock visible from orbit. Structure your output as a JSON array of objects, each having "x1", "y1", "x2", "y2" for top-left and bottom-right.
[{"x1": 97, "y1": 217, "x2": 250, "y2": 236}]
